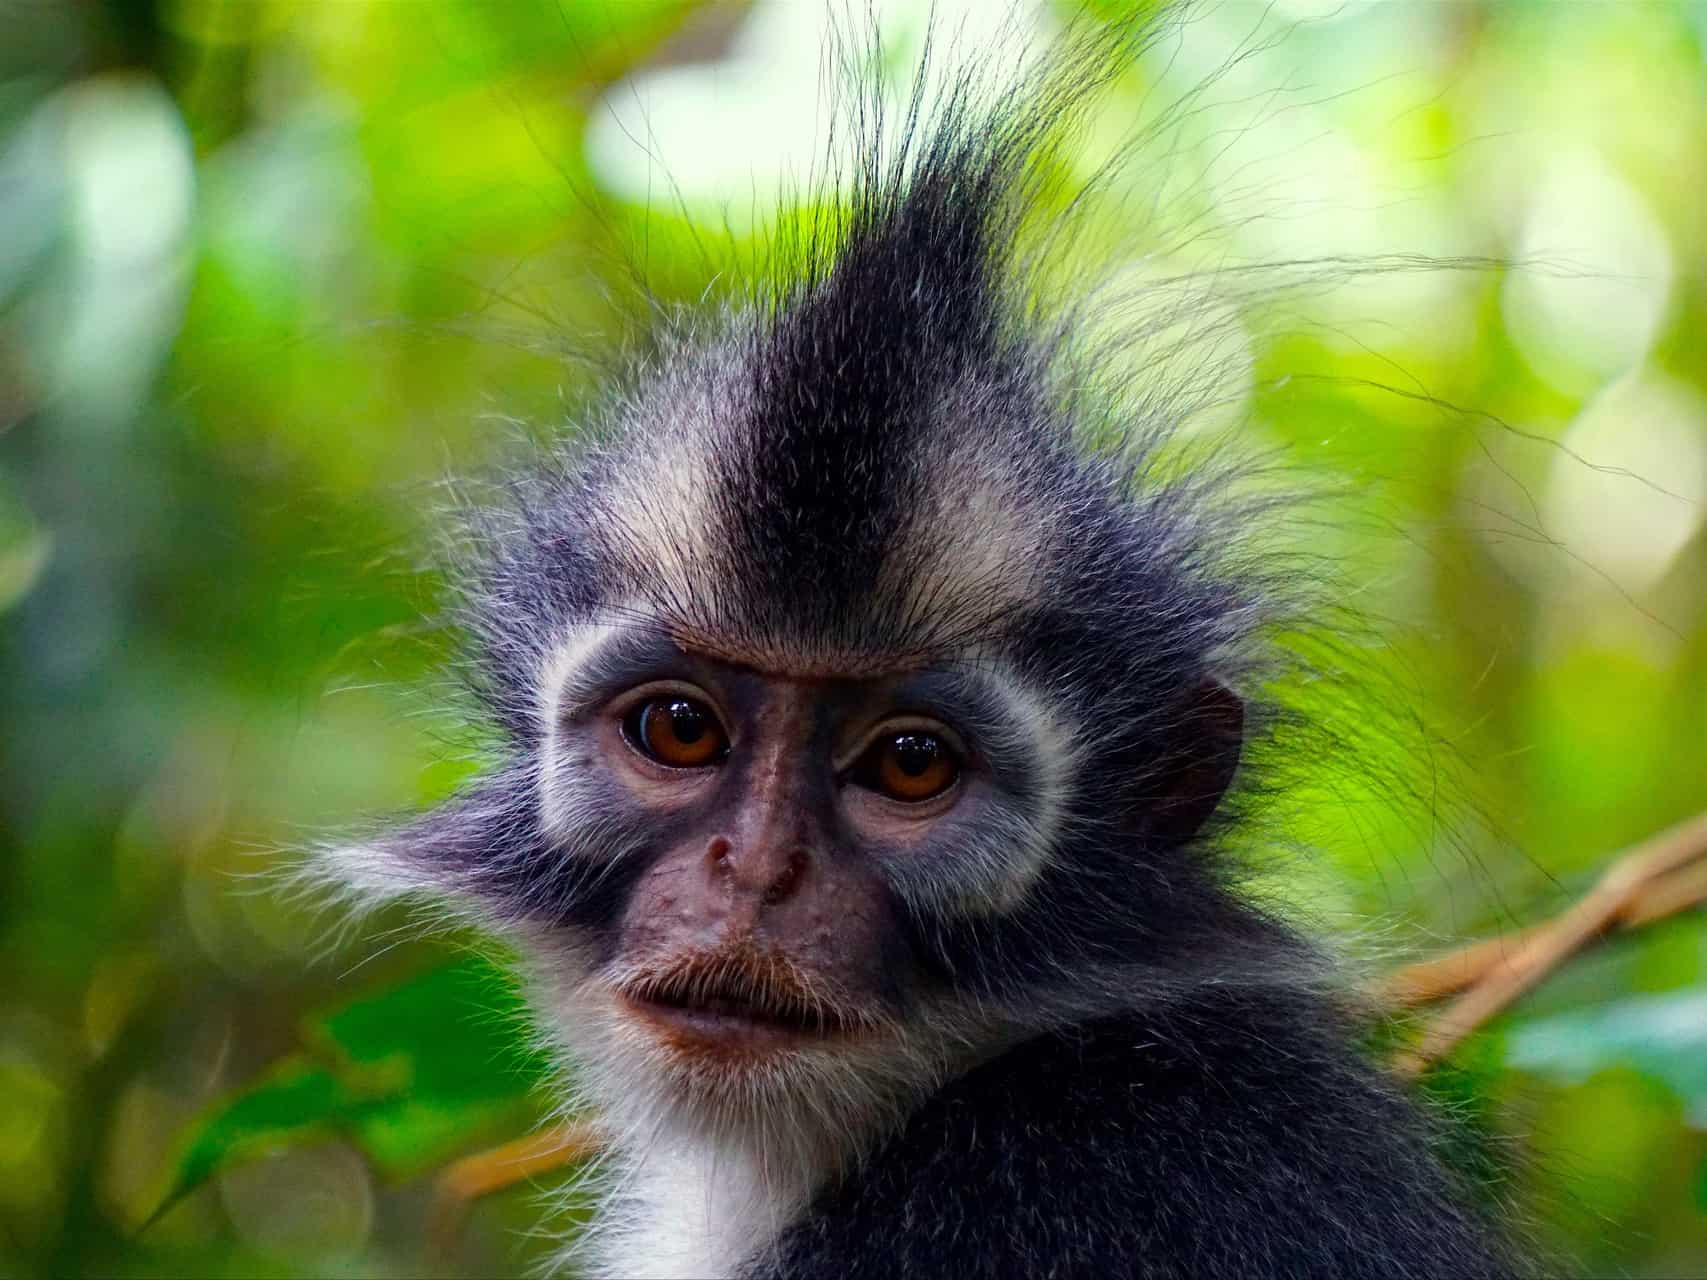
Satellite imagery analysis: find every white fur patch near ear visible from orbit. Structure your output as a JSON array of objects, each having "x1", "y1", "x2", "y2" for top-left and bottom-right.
[
  {"x1": 316, "y1": 840, "x2": 435, "y2": 901},
  {"x1": 536, "y1": 617, "x2": 630, "y2": 842},
  {"x1": 983, "y1": 664, "x2": 1079, "y2": 907},
  {"x1": 986, "y1": 683, "x2": 1076, "y2": 915}
]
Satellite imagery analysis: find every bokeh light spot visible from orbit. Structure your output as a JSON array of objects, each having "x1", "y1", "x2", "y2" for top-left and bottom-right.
[{"x1": 1503, "y1": 149, "x2": 1673, "y2": 392}]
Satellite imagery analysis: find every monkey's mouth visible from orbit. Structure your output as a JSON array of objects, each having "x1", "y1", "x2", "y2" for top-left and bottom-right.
[{"x1": 613, "y1": 953, "x2": 866, "y2": 1055}]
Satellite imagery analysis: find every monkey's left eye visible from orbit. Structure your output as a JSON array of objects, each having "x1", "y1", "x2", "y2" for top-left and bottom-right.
[
  {"x1": 852, "y1": 731, "x2": 960, "y2": 803},
  {"x1": 622, "y1": 697, "x2": 729, "y2": 769}
]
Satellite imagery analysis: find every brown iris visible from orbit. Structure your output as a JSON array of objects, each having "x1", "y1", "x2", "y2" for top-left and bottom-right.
[
  {"x1": 625, "y1": 697, "x2": 728, "y2": 768},
  {"x1": 858, "y1": 731, "x2": 959, "y2": 802}
]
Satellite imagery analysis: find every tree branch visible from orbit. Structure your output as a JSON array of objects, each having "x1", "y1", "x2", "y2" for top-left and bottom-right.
[
  {"x1": 428, "y1": 1118, "x2": 603, "y2": 1256},
  {"x1": 1390, "y1": 809, "x2": 1707, "y2": 1075}
]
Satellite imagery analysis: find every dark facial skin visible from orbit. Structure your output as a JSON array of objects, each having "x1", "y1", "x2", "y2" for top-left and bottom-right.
[{"x1": 587, "y1": 659, "x2": 969, "y2": 1059}]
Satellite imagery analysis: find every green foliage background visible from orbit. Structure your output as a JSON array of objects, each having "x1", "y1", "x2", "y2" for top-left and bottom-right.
[{"x1": 2, "y1": 0, "x2": 1706, "y2": 1275}]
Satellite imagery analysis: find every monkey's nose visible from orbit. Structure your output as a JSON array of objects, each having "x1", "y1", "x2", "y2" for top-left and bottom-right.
[{"x1": 705, "y1": 837, "x2": 811, "y2": 907}]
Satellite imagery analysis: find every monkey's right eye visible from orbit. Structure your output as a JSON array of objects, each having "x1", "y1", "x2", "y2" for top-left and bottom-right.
[
  {"x1": 622, "y1": 697, "x2": 729, "y2": 769},
  {"x1": 851, "y1": 730, "x2": 960, "y2": 803}
]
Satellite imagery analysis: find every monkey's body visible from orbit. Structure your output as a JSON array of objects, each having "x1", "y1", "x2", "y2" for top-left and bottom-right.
[
  {"x1": 326, "y1": 15, "x2": 1522, "y2": 1279},
  {"x1": 755, "y1": 988, "x2": 1502, "y2": 1280}
]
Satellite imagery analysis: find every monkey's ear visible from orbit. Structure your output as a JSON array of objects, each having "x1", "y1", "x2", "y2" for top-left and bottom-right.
[
  {"x1": 1148, "y1": 678, "x2": 1244, "y2": 847},
  {"x1": 315, "y1": 770, "x2": 531, "y2": 908}
]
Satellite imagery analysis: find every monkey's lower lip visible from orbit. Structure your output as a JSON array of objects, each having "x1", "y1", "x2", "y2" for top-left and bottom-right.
[{"x1": 619, "y1": 991, "x2": 851, "y2": 1053}]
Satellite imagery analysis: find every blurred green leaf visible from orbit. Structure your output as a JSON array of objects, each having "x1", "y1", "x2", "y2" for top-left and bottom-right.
[
  {"x1": 144, "y1": 1057, "x2": 350, "y2": 1233},
  {"x1": 307, "y1": 953, "x2": 554, "y2": 1178},
  {"x1": 149, "y1": 954, "x2": 551, "y2": 1229},
  {"x1": 1507, "y1": 990, "x2": 1707, "y2": 1124},
  {"x1": 1520, "y1": 1065, "x2": 1683, "y2": 1264},
  {"x1": 0, "y1": 478, "x2": 49, "y2": 614}
]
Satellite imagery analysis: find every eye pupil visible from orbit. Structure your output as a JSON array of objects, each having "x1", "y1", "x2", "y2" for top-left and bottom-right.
[
  {"x1": 891, "y1": 734, "x2": 937, "y2": 777},
  {"x1": 665, "y1": 700, "x2": 706, "y2": 743}
]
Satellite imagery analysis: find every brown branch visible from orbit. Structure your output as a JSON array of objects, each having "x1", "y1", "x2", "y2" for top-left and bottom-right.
[
  {"x1": 1380, "y1": 926, "x2": 1545, "y2": 1008},
  {"x1": 1620, "y1": 854, "x2": 1707, "y2": 928},
  {"x1": 426, "y1": 810, "x2": 1707, "y2": 1233},
  {"x1": 1390, "y1": 809, "x2": 1707, "y2": 1075},
  {"x1": 428, "y1": 1118, "x2": 603, "y2": 1256},
  {"x1": 1380, "y1": 851, "x2": 1707, "y2": 1009}
]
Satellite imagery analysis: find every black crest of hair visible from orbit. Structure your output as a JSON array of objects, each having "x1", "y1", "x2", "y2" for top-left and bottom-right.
[{"x1": 340, "y1": 8, "x2": 1533, "y2": 1279}]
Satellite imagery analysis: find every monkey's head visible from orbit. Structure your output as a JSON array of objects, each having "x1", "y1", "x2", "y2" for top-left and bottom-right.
[{"x1": 329, "y1": 51, "x2": 1286, "y2": 1158}]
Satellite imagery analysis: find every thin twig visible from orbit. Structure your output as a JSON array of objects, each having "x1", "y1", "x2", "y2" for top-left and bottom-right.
[
  {"x1": 1391, "y1": 809, "x2": 1707, "y2": 1075},
  {"x1": 1382, "y1": 825, "x2": 1707, "y2": 1008},
  {"x1": 1381, "y1": 926, "x2": 1545, "y2": 1008},
  {"x1": 1622, "y1": 855, "x2": 1707, "y2": 928},
  {"x1": 428, "y1": 1118, "x2": 602, "y2": 1256}
]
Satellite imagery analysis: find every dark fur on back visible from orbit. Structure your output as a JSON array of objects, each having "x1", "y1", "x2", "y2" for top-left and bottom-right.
[{"x1": 753, "y1": 988, "x2": 1513, "y2": 1280}]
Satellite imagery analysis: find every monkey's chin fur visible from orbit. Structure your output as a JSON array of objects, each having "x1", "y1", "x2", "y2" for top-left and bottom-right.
[
  {"x1": 567, "y1": 977, "x2": 948, "y2": 1146},
  {"x1": 527, "y1": 934, "x2": 992, "y2": 1177}
]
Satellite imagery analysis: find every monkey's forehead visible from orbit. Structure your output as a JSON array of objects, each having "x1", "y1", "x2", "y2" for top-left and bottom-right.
[
  {"x1": 574, "y1": 391, "x2": 1083, "y2": 668},
  {"x1": 660, "y1": 624, "x2": 937, "y2": 680}
]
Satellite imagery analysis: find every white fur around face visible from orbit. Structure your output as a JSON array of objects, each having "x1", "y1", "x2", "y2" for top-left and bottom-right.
[
  {"x1": 526, "y1": 949, "x2": 851, "y2": 1280},
  {"x1": 976, "y1": 661, "x2": 1080, "y2": 910},
  {"x1": 587, "y1": 1136, "x2": 812, "y2": 1280},
  {"x1": 313, "y1": 839, "x2": 433, "y2": 902},
  {"x1": 537, "y1": 619, "x2": 626, "y2": 842}
]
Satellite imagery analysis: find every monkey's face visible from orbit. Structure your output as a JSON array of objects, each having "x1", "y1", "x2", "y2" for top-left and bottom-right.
[
  {"x1": 327, "y1": 134, "x2": 1258, "y2": 1134},
  {"x1": 532, "y1": 622, "x2": 1071, "y2": 1102},
  {"x1": 591, "y1": 674, "x2": 918, "y2": 1070}
]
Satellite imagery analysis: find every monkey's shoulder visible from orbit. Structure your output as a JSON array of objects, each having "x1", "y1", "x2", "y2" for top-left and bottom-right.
[{"x1": 755, "y1": 987, "x2": 1515, "y2": 1280}]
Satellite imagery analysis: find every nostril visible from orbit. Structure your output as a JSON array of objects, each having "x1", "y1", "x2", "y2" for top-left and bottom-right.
[
  {"x1": 706, "y1": 837, "x2": 733, "y2": 873},
  {"x1": 762, "y1": 850, "x2": 809, "y2": 906}
]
